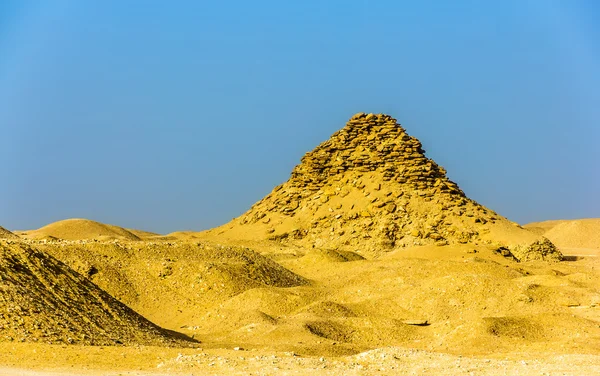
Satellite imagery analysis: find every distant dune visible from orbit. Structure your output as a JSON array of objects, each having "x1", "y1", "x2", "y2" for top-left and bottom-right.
[
  {"x1": 126, "y1": 228, "x2": 161, "y2": 239},
  {"x1": 23, "y1": 218, "x2": 142, "y2": 241},
  {"x1": 166, "y1": 231, "x2": 200, "y2": 240},
  {"x1": 526, "y1": 219, "x2": 600, "y2": 250},
  {"x1": 523, "y1": 220, "x2": 567, "y2": 236}
]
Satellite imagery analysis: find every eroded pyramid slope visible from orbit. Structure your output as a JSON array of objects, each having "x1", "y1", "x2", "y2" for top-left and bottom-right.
[
  {"x1": 0, "y1": 226, "x2": 18, "y2": 239},
  {"x1": 211, "y1": 113, "x2": 561, "y2": 261},
  {"x1": 0, "y1": 241, "x2": 191, "y2": 346}
]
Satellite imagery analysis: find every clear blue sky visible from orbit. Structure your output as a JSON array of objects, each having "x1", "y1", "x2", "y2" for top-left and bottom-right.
[{"x1": 1, "y1": 0, "x2": 599, "y2": 233}]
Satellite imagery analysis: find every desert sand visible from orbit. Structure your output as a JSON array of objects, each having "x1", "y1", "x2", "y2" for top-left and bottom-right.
[{"x1": 2, "y1": 113, "x2": 599, "y2": 375}]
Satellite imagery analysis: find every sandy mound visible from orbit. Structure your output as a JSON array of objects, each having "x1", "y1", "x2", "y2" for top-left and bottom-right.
[
  {"x1": 23, "y1": 218, "x2": 141, "y2": 241},
  {"x1": 540, "y1": 219, "x2": 600, "y2": 250},
  {"x1": 0, "y1": 227, "x2": 18, "y2": 239},
  {"x1": 205, "y1": 113, "x2": 560, "y2": 261},
  {"x1": 34, "y1": 241, "x2": 308, "y2": 329},
  {"x1": 0, "y1": 241, "x2": 193, "y2": 346}
]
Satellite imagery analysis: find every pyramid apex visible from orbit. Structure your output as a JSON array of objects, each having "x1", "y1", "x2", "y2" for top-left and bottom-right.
[
  {"x1": 348, "y1": 112, "x2": 397, "y2": 125},
  {"x1": 351, "y1": 112, "x2": 366, "y2": 119}
]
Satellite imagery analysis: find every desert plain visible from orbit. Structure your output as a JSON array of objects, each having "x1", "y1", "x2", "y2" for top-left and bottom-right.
[{"x1": 1, "y1": 113, "x2": 599, "y2": 375}]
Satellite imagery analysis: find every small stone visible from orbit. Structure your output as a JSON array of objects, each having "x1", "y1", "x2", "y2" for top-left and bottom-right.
[{"x1": 428, "y1": 233, "x2": 442, "y2": 240}]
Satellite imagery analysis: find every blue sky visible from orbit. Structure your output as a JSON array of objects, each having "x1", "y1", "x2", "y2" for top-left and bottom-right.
[{"x1": 1, "y1": 0, "x2": 599, "y2": 233}]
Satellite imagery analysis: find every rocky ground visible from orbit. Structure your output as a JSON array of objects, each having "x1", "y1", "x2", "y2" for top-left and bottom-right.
[{"x1": 1, "y1": 345, "x2": 599, "y2": 375}]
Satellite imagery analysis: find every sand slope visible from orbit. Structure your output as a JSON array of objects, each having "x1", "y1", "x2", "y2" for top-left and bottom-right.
[
  {"x1": 23, "y1": 218, "x2": 141, "y2": 241},
  {"x1": 0, "y1": 226, "x2": 18, "y2": 239},
  {"x1": 0, "y1": 241, "x2": 193, "y2": 346}
]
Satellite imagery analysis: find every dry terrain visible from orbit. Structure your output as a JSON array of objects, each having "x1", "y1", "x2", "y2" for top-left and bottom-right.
[{"x1": 2, "y1": 113, "x2": 599, "y2": 374}]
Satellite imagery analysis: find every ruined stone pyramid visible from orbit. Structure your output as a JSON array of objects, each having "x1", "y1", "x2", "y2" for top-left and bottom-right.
[{"x1": 215, "y1": 113, "x2": 560, "y2": 261}]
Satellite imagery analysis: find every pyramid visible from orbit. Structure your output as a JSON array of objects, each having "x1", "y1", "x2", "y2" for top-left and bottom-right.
[
  {"x1": 214, "y1": 113, "x2": 561, "y2": 261},
  {"x1": 0, "y1": 241, "x2": 193, "y2": 346}
]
